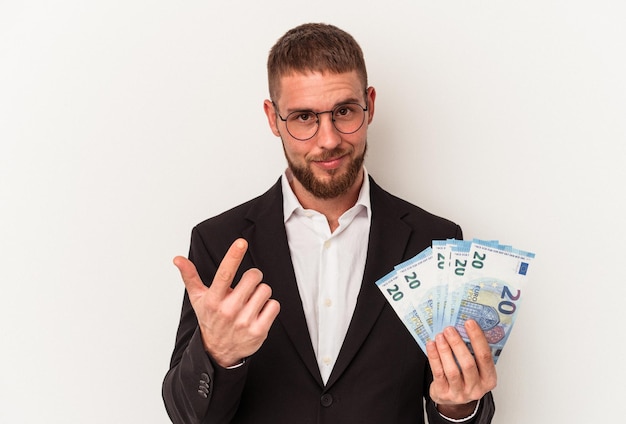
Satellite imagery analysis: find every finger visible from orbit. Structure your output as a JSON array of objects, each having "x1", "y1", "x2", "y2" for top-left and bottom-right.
[
  {"x1": 426, "y1": 340, "x2": 443, "y2": 376},
  {"x1": 229, "y1": 268, "x2": 265, "y2": 305},
  {"x1": 256, "y1": 298, "x2": 280, "y2": 330},
  {"x1": 231, "y1": 282, "x2": 279, "y2": 339},
  {"x1": 211, "y1": 238, "x2": 248, "y2": 297},
  {"x1": 237, "y1": 282, "x2": 273, "y2": 322},
  {"x1": 436, "y1": 329, "x2": 465, "y2": 388},
  {"x1": 173, "y1": 256, "x2": 206, "y2": 298},
  {"x1": 442, "y1": 325, "x2": 480, "y2": 385},
  {"x1": 426, "y1": 340, "x2": 448, "y2": 390},
  {"x1": 464, "y1": 320, "x2": 497, "y2": 383}
]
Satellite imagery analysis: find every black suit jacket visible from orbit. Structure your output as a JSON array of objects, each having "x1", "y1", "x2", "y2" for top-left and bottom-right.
[{"x1": 163, "y1": 176, "x2": 495, "y2": 424}]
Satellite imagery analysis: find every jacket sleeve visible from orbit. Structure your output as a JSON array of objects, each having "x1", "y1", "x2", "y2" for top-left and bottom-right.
[
  {"x1": 425, "y1": 393, "x2": 495, "y2": 424},
  {"x1": 162, "y1": 227, "x2": 249, "y2": 424}
]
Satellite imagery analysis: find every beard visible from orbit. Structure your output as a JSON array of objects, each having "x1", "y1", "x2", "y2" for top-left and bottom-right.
[{"x1": 284, "y1": 143, "x2": 367, "y2": 200}]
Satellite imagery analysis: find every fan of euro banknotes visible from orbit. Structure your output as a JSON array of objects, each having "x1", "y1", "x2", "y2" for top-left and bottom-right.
[{"x1": 376, "y1": 239, "x2": 535, "y2": 363}]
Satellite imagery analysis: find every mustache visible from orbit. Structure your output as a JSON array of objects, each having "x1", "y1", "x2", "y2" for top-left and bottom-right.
[{"x1": 307, "y1": 147, "x2": 351, "y2": 162}]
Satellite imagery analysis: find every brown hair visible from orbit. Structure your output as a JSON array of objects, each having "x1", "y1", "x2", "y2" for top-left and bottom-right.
[{"x1": 267, "y1": 23, "x2": 368, "y2": 101}]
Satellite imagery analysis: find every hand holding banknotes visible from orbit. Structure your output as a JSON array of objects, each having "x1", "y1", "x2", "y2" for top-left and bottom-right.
[
  {"x1": 376, "y1": 238, "x2": 534, "y2": 418},
  {"x1": 427, "y1": 319, "x2": 497, "y2": 418}
]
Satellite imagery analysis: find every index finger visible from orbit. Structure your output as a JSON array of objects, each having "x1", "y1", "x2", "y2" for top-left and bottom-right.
[{"x1": 210, "y1": 238, "x2": 249, "y2": 297}]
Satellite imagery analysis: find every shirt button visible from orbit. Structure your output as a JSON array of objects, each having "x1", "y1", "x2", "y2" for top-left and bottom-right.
[
  {"x1": 323, "y1": 240, "x2": 331, "y2": 249},
  {"x1": 323, "y1": 356, "x2": 332, "y2": 365},
  {"x1": 320, "y1": 393, "x2": 333, "y2": 407},
  {"x1": 324, "y1": 298, "x2": 332, "y2": 307}
]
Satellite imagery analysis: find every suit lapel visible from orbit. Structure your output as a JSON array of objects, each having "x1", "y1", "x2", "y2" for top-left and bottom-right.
[
  {"x1": 241, "y1": 181, "x2": 323, "y2": 386},
  {"x1": 326, "y1": 178, "x2": 412, "y2": 388}
]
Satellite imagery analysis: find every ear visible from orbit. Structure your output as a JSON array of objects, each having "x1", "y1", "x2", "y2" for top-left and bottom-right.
[
  {"x1": 263, "y1": 99, "x2": 281, "y2": 137},
  {"x1": 366, "y1": 86, "x2": 376, "y2": 125}
]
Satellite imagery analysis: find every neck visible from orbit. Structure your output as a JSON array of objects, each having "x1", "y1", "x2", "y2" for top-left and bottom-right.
[{"x1": 288, "y1": 169, "x2": 364, "y2": 232}]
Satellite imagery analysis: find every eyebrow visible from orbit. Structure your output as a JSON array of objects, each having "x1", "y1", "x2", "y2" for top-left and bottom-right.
[{"x1": 284, "y1": 96, "x2": 365, "y2": 114}]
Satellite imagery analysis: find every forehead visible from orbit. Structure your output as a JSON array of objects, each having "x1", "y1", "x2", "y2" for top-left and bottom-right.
[{"x1": 276, "y1": 71, "x2": 364, "y2": 111}]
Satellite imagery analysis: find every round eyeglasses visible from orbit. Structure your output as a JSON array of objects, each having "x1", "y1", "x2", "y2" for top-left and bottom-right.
[{"x1": 274, "y1": 102, "x2": 368, "y2": 141}]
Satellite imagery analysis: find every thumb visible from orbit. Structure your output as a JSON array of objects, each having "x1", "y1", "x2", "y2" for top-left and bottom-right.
[{"x1": 173, "y1": 256, "x2": 206, "y2": 297}]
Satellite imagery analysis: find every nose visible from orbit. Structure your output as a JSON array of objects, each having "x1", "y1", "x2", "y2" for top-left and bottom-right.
[{"x1": 315, "y1": 112, "x2": 342, "y2": 149}]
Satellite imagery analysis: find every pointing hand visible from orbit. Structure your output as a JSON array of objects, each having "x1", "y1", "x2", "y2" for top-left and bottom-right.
[{"x1": 173, "y1": 238, "x2": 280, "y2": 367}]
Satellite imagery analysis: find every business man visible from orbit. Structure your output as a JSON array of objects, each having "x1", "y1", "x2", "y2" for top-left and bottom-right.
[{"x1": 163, "y1": 23, "x2": 496, "y2": 424}]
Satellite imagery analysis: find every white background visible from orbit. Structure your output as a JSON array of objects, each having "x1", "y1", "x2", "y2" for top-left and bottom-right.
[{"x1": 1, "y1": 1, "x2": 625, "y2": 423}]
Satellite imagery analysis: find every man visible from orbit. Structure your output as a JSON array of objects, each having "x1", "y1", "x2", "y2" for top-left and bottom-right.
[{"x1": 163, "y1": 23, "x2": 496, "y2": 424}]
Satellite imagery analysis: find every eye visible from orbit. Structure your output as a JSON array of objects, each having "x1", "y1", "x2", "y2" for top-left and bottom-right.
[
  {"x1": 335, "y1": 106, "x2": 350, "y2": 117},
  {"x1": 334, "y1": 104, "x2": 359, "y2": 120},
  {"x1": 288, "y1": 111, "x2": 316, "y2": 124}
]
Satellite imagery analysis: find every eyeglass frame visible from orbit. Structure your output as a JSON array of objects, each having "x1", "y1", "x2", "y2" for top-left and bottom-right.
[{"x1": 272, "y1": 98, "x2": 369, "y2": 141}]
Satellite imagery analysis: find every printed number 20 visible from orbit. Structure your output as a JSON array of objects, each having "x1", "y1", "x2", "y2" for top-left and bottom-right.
[
  {"x1": 386, "y1": 284, "x2": 403, "y2": 301},
  {"x1": 499, "y1": 286, "x2": 521, "y2": 314},
  {"x1": 403, "y1": 272, "x2": 421, "y2": 289}
]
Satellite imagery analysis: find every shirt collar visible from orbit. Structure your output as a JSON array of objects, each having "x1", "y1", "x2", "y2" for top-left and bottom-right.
[{"x1": 282, "y1": 167, "x2": 371, "y2": 223}]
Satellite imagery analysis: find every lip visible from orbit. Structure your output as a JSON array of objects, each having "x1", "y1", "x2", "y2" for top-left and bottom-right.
[{"x1": 312, "y1": 155, "x2": 346, "y2": 171}]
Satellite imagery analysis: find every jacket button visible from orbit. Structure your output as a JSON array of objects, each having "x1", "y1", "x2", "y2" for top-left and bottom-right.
[
  {"x1": 198, "y1": 372, "x2": 211, "y2": 398},
  {"x1": 320, "y1": 393, "x2": 333, "y2": 407}
]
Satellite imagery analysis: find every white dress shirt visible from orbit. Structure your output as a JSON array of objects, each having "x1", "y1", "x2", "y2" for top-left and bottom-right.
[
  {"x1": 281, "y1": 170, "x2": 481, "y2": 421},
  {"x1": 282, "y1": 169, "x2": 371, "y2": 384}
]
